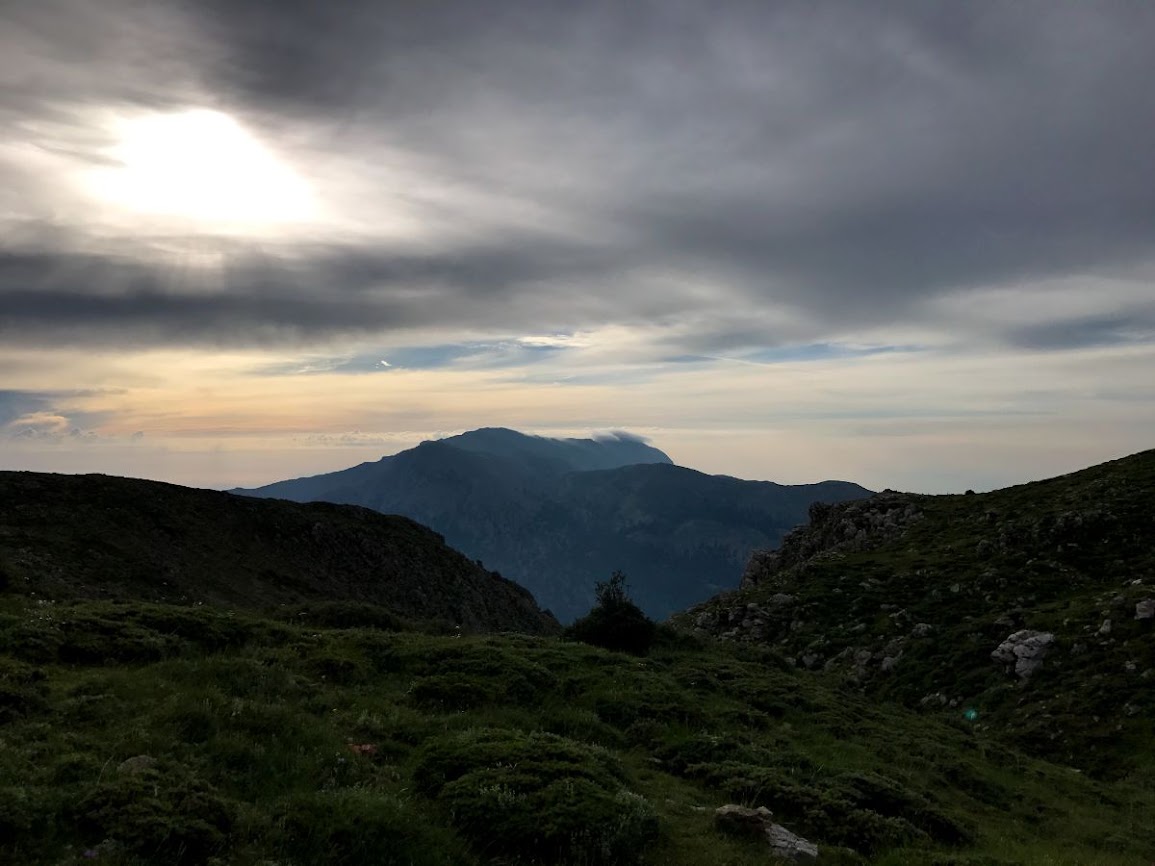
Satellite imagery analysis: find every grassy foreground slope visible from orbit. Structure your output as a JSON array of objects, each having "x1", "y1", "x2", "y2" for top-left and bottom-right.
[
  {"x1": 1, "y1": 597, "x2": 1152, "y2": 866},
  {"x1": 678, "y1": 449, "x2": 1155, "y2": 779}
]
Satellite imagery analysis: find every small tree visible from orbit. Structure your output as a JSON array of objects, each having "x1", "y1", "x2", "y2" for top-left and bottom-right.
[
  {"x1": 595, "y1": 570, "x2": 630, "y2": 607},
  {"x1": 566, "y1": 570, "x2": 656, "y2": 656}
]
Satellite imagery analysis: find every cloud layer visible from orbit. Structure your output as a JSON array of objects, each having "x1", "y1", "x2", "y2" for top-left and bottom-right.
[
  {"x1": 1, "y1": 1, "x2": 1153, "y2": 490},
  {"x1": 4, "y1": 1, "x2": 1154, "y2": 350}
]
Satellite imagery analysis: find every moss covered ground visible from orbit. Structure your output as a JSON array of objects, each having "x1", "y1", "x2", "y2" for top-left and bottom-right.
[{"x1": 2, "y1": 598, "x2": 1151, "y2": 865}]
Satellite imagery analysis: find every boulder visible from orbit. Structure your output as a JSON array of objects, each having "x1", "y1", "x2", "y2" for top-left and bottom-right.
[
  {"x1": 765, "y1": 823, "x2": 819, "y2": 863},
  {"x1": 714, "y1": 804, "x2": 818, "y2": 863},
  {"x1": 991, "y1": 630, "x2": 1055, "y2": 679},
  {"x1": 116, "y1": 755, "x2": 157, "y2": 775},
  {"x1": 715, "y1": 804, "x2": 774, "y2": 837},
  {"x1": 1136, "y1": 599, "x2": 1155, "y2": 621}
]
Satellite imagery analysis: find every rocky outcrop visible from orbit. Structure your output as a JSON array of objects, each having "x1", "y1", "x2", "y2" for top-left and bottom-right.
[
  {"x1": 714, "y1": 805, "x2": 818, "y2": 862},
  {"x1": 741, "y1": 493, "x2": 922, "y2": 589},
  {"x1": 991, "y1": 630, "x2": 1055, "y2": 679}
]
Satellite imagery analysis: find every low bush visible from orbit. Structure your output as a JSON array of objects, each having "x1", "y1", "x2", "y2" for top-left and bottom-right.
[
  {"x1": 275, "y1": 601, "x2": 409, "y2": 632},
  {"x1": 0, "y1": 657, "x2": 47, "y2": 723},
  {"x1": 414, "y1": 727, "x2": 661, "y2": 864},
  {"x1": 567, "y1": 571, "x2": 657, "y2": 656},
  {"x1": 275, "y1": 789, "x2": 462, "y2": 866},
  {"x1": 72, "y1": 762, "x2": 234, "y2": 864}
]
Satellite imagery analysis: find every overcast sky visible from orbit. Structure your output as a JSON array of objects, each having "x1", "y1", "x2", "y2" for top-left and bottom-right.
[{"x1": 2, "y1": 0, "x2": 1153, "y2": 492}]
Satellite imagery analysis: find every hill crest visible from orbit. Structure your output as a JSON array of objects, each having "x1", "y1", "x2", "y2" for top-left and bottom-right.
[{"x1": 0, "y1": 470, "x2": 558, "y2": 635}]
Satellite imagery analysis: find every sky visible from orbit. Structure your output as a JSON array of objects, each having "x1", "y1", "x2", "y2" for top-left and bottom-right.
[{"x1": 2, "y1": 0, "x2": 1154, "y2": 493}]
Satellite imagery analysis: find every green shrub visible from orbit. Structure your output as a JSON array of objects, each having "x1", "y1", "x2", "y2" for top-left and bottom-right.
[
  {"x1": 0, "y1": 657, "x2": 47, "y2": 723},
  {"x1": 276, "y1": 601, "x2": 408, "y2": 632},
  {"x1": 275, "y1": 789, "x2": 461, "y2": 866},
  {"x1": 406, "y1": 644, "x2": 557, "y2": 709},
  {"x1": 413, "y1": 728, "x2": 660, "y2": 864},
  {"x1": 305, "y1": 649, "x2": 370, "y2": 685},
  {"x1": 73, "y1": 763, "x2": 234, "y2": 864},
  {"x1": 539, "y1": 706, "x2": 627, "y2": 748},
  {"x1": 409, "y1": 673, "x2": 496, "y2": 710},
  {"x1": 158, "y1": 694, "x2": 224, "y2": 744},
  {"x1": 440, "y1": 775, "x2": 659, "y2": 866},
  {"x1": 684, "y1": 761, "x2": 930, "y2": 854},
  {"x1": 567, "y1": 572, "x2": 657, "y2": 656},
  {"x1": 0, "y1": 785, "x2": 52, "y2": 845}
]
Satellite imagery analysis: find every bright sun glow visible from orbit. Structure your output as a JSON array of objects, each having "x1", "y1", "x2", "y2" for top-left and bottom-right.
[{"x1": 89, "y1": 109, "x2": 314, "y2": 228}]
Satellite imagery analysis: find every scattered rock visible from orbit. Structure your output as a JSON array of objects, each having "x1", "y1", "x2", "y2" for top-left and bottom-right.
[
  {"x1": 991, "y1": 630, "x2": 1055, "y2": 679},
  {"x1": 714, "y1": 805, "x2": 818, "y2": 863},
  {"x1": 911, "y1": 622, "x2": 933, "y2": 638},
  {"x1": 715, "y1": 804, "x2": 774, "y2": 836},
  {"x1": 1098, "y1": 619, "x2": 1112, "y2": 636},
  {"x1": 116, "y1": 755, "x2": 157, "y2": 775},
  {"x1": 1135, "y1": 599, "x2": 1155, "y2": 620},
  {"x1": 765, "y1": 823, "x2": 819, "y2": 863}
]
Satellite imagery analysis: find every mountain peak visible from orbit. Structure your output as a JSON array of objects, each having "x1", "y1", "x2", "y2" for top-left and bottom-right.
[{"x1": 435, "y1": 427, "x2": 673, "y2": 473}]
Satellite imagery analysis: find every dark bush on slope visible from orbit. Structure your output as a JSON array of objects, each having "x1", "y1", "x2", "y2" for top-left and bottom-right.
[{"x1": 567, "y1": 571, "x2": 657, "y2": 656}]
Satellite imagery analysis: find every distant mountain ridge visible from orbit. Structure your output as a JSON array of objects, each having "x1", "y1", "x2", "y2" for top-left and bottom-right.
[
  {"x1": 234, "y1": 428, "x2": 871, "y2": 621},
  {"x1": 0, "y1": 470, "x2": 558, "y2": 634}
]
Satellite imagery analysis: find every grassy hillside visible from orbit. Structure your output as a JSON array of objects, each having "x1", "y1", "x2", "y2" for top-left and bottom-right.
[
  {"x1": 0, "y1": 471, "x2": 557, "y2": 635},
  {"x1": 2, "y1": 596, "x2": 1152, "y2": 865},
  {"x1": 678, "y1": 449, "x2": 1155, "y2": 778}
]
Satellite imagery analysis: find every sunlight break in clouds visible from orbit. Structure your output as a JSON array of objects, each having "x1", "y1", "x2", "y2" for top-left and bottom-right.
[{"x1": 86, "y1": 109, "x2": 314, "y2": 230}]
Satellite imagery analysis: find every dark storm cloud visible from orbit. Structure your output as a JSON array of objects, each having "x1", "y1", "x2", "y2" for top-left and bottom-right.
[
  {"x1": 2, "y1": 0, "x2": 1154, "y2": 349},
  {"x1": 0, "y1": 235, "x2": 645, "y2": 346},
  {"x1": 1009, "y1": 311, "x2": 1155, "y2": 352}
]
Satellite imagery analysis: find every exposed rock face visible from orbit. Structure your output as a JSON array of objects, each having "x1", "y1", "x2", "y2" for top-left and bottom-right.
[
  {"x1": 992, "y1": 630, "x2": 1055, "y2": 679},
  {"x1": 714, "y1": 805, "x2": 818, "y2": 862},
  {"x1": 741, "y1": 493, "x2": 921, "y2": 590}
]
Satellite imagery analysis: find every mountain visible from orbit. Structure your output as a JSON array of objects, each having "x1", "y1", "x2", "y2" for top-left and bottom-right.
[
  {"x1": 0, "y1": 470, "x2": 558, "y2": 635},
  {"x1": 233, "y1": 428, "x2": 871, "y2": 621},
  {"x1": 677, "y1": 448, "x2": 1155, "y2": 777}
]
